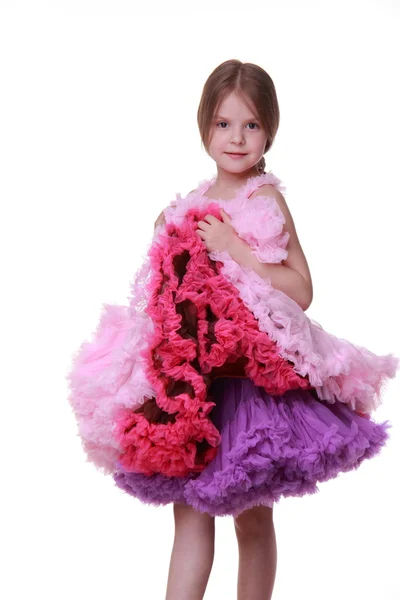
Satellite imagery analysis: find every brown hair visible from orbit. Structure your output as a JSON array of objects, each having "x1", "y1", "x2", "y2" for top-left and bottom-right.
[{"x1": 197, "y1": 59, "x2": 280, "y2": 174}]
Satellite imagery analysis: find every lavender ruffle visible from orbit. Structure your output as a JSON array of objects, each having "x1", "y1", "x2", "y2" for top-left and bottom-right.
[{"x1": 114, "y1": 377, "x2": 391, "y2": 517}]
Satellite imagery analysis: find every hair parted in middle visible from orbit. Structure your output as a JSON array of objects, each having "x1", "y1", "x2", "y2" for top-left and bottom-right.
[{"x1": 197, "y1": 59, "x2": 280, "y2": 175}]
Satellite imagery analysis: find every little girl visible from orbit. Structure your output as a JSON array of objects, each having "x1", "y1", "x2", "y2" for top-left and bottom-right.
[{"x1": 67, "y1": 59, "x2": 399, "y2": 600}]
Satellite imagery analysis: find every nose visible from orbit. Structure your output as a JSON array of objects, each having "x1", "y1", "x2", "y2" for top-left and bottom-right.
[{"x1": 230, "y1": 127, "x2": 245, "y2": 144}]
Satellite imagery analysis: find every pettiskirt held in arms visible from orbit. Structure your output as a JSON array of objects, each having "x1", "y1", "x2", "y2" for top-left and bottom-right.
[{"x1": 66, "y1": 172, "x2": 398, "y2": 517}]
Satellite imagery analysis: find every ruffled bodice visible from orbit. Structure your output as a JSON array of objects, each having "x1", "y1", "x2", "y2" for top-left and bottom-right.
[{"x1": 164, "y1": 171, "x2": 290, "y2": 264}]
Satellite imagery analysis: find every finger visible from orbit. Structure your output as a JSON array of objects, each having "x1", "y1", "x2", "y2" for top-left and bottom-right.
[
  {"x1": 197, "y1": 222, "x2": 208, "y2": 231},
  {"x1": 220, "y1": 209, "x2": 231, "y2": 222}
]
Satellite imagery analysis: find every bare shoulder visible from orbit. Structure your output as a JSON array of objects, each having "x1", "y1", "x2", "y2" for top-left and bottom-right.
[{"x1": 249, "y1": 184, "x2": 313, "y2": 302}]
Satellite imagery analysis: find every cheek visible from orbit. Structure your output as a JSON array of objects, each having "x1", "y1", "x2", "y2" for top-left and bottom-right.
[
  {"x1": 209, "y1": 134, "x2": 221, "y2": 148},
  {"x1": 212, "y1": 129, "x2": 229, "y2": 145},
  {"x1": 257, "y1": 134, "x2": 268, "y2": 151}
]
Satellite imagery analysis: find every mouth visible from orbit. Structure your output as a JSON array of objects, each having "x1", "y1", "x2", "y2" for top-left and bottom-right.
[{"x1": 226, "y1": 152, "x2": 247, "y2": 156}]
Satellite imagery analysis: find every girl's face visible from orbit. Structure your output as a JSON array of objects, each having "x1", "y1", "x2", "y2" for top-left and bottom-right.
[{"x1": 207, "y1": 91, "x2": 268, "y2": 175}]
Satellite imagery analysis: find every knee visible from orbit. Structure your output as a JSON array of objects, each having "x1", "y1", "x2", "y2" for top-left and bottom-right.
[{"x1": 234, "y1": 505, "x2": 274, "y2": 539}]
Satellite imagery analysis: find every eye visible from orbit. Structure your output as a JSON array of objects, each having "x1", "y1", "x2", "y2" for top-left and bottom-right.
[{"x1": 216, "y1": 122, "x2": 260, "y2": 130}]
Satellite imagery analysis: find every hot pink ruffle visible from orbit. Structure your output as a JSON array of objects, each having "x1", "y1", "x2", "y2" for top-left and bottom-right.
[{"x1": 112, "y1": 205, "x2": 311, "y2": 477}]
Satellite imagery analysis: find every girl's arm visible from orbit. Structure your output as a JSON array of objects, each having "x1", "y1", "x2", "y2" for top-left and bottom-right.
[
  {"x1": 227, "y1": 187, "x2": 313, "y2": 311},
  {"x1": 154, "y1": 209, "x2": 166, "y2": 229},
  {"x1": 227, "y1": 237, "x2": 312, "y2": 311},
  {"x1": 154, "y1": 189, "x2": 197, "y2": 230}
]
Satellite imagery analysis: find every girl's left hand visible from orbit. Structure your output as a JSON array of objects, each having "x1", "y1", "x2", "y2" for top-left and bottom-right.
[{"x1": 196, "y1": 209, "x2": 237, "y2": 253}]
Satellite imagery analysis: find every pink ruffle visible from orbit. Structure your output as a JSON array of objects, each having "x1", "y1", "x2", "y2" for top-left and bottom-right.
[{"x1": 66, "y1": 249, "x2": 159, "y2": 473}]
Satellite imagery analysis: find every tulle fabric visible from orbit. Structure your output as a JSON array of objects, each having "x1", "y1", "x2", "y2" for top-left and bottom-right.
[
  {"x1": 113, "y1": 376, "x2": 391, "y2": 517},
  {"x1": 66, "y1": 171, "x2": 396, "y2": 518}
]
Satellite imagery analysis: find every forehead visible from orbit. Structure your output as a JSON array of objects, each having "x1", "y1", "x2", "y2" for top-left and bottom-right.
[{"x1": 215, "y1": 91, "x2": 257, "y2": 119}]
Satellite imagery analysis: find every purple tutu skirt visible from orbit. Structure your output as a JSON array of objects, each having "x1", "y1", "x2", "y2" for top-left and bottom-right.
[{"x1": 113, "y1": 377, "x2": 391, "y2": 518}]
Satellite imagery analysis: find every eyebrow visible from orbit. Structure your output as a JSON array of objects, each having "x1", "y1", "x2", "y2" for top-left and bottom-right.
[{"x1": 214, "y1": 115, "x2": 259, "y2": 121}]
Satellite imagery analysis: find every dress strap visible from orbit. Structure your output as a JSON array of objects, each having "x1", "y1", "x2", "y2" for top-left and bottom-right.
[{"x1": 197, "y1": 178, "x2": 215, "y2": 198}]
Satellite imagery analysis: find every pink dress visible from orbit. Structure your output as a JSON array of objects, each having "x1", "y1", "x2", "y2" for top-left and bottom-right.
[{"x1": 66, "y1": 171, "x2": 398, "y2": 517}]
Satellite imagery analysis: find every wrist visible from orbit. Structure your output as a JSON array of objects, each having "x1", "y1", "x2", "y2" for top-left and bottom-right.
[
  {"x1": 226, "y1": 230, "x2": 239, "y2": 253},
  {"x1": 226, "y1": 231, "x2": 241, "y2": 255}
]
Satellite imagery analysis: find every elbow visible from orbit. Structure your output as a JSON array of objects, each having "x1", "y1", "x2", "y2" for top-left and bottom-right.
[{"x1": 300, "y1": 282, "x2": 313, "y2": 312}]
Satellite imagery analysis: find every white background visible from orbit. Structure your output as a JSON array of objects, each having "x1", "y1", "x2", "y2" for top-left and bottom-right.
[{"x1": 1, "y1": 0, "x2": 399, "y2": 598}]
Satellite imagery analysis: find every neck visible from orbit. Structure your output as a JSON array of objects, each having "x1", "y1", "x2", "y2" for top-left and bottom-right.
[{"x1": 213, "y1": 166, "x2": 262, "y2": 193}]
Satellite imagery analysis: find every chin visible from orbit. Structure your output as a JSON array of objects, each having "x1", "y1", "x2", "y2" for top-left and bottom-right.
[{"x1": 223, "y1": 160, "x2": 255, "y2": 172}]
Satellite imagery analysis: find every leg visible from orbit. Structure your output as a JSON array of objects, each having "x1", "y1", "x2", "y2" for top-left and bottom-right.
[
  {"x1": 165, "y1": 502, "x2": 215, "y2": 600},
  {"x1": 234, "y1": 505, "x2": 277, "y2": 600}
]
